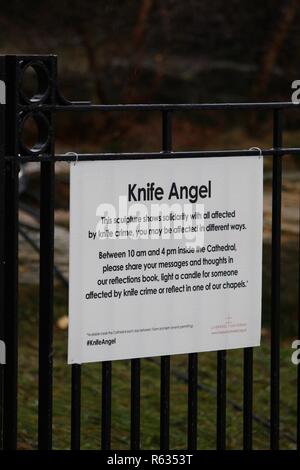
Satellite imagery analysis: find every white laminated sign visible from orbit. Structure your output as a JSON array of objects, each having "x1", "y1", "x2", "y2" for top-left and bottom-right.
[{"x1": 68, "y1": 156, "x2": 263, "y2": 364}]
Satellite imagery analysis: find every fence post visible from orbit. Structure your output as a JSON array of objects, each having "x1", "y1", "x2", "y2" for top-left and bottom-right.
[
  {"x1": 270, "y1": 108, "x2": 283, "y2": 450},
  {"x1": 0, "y1": 56, "x2": 6, "y2": 450},
  {"x1": 0, "y1": 54, "x2": 57, "y2": 450},
  {"x1": 35, "y1": 55, "x2": 57, "y2": 450},
  {"x1": 2, "y1": 55, "x2": 19, "y2": 450}
]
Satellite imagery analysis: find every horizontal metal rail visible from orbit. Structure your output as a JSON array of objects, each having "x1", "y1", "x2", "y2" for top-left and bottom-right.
[
  {"x1": 18, "y1": 101, "x2": 300, "y2": 112},
  {"x1": 4, "y1": 147, "x2": 300, "y2": 162}
]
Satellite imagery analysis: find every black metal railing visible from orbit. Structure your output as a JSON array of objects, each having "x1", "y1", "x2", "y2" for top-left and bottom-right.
[{"x1": 0, "y1": 54, "x2": 299, "y2": 451}]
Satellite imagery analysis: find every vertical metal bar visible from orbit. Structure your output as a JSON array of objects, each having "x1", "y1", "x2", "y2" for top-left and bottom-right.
[
  {"x1": 243, "y1": 347, "x2": 253, "y2": 450},
  {"x1": 217, "y1": 350, "x2": 226, "y2": 450},
  {"x1": 160, "y1": 110, "x2": 172, "y2": 450},
  {"x1": 188, "y1": 353, "x2": 198, "y2": 450},
  {"x1": 130, "y1": 358, "x2": 140, "y2": 450},
  {"x1": 71, "y1": 364, "x2": 81, "y2": 450},
  {"x1": 162, "y1": 109, "x2": 172, "y2": 153},
  {"x1": 3, "y1": 152, "x2": 19, "y2": 451},
  {"x1": 3, "y1": 55, "x2": 18, "y2": 450},
  {"x1": 38, "y1": 57, "x2": 56, "y2": 450},
  {"x1": 101, "y1": 361, "x2": 112, "y2": 450},
  {"x1": 270, "y1": 108, "x2": 282, "y2": 450},
  {"x1": 0, "y1": 366, "x2": 3, "y2": 450},
  {"x1": 0, "y1": 56, "x2": 6, "y2": 450},
  {"x1": 160, "y1": 356, "x2": 170, "y2": 450},
  {"x1": 297, "y1": 200, "x2": 300, "y2": 451},
  {"x1": 38, "y1": 158, "x2": 55, "y2": 450}
]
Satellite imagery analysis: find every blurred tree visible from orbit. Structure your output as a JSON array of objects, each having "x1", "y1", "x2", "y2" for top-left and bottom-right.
[
  {"x1": 121, "y1": 0, "x2": 154, "y2": 102},
  {"x1": 0, "y1": 0, "x2": 299, "y2": 105},
  {"x1": 252, "y1": 0, "x2": 298, "y2": 99}
]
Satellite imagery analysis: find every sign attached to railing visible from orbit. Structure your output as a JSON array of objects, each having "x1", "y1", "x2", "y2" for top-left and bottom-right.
[{"x1": 68, "y1": 156, "x2": 263, "y2": 364}]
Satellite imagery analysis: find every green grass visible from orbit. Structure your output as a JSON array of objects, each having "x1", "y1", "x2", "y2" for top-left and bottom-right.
[{"x1": 17, "y1": 237, "x2": 299, "y2": 450}]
